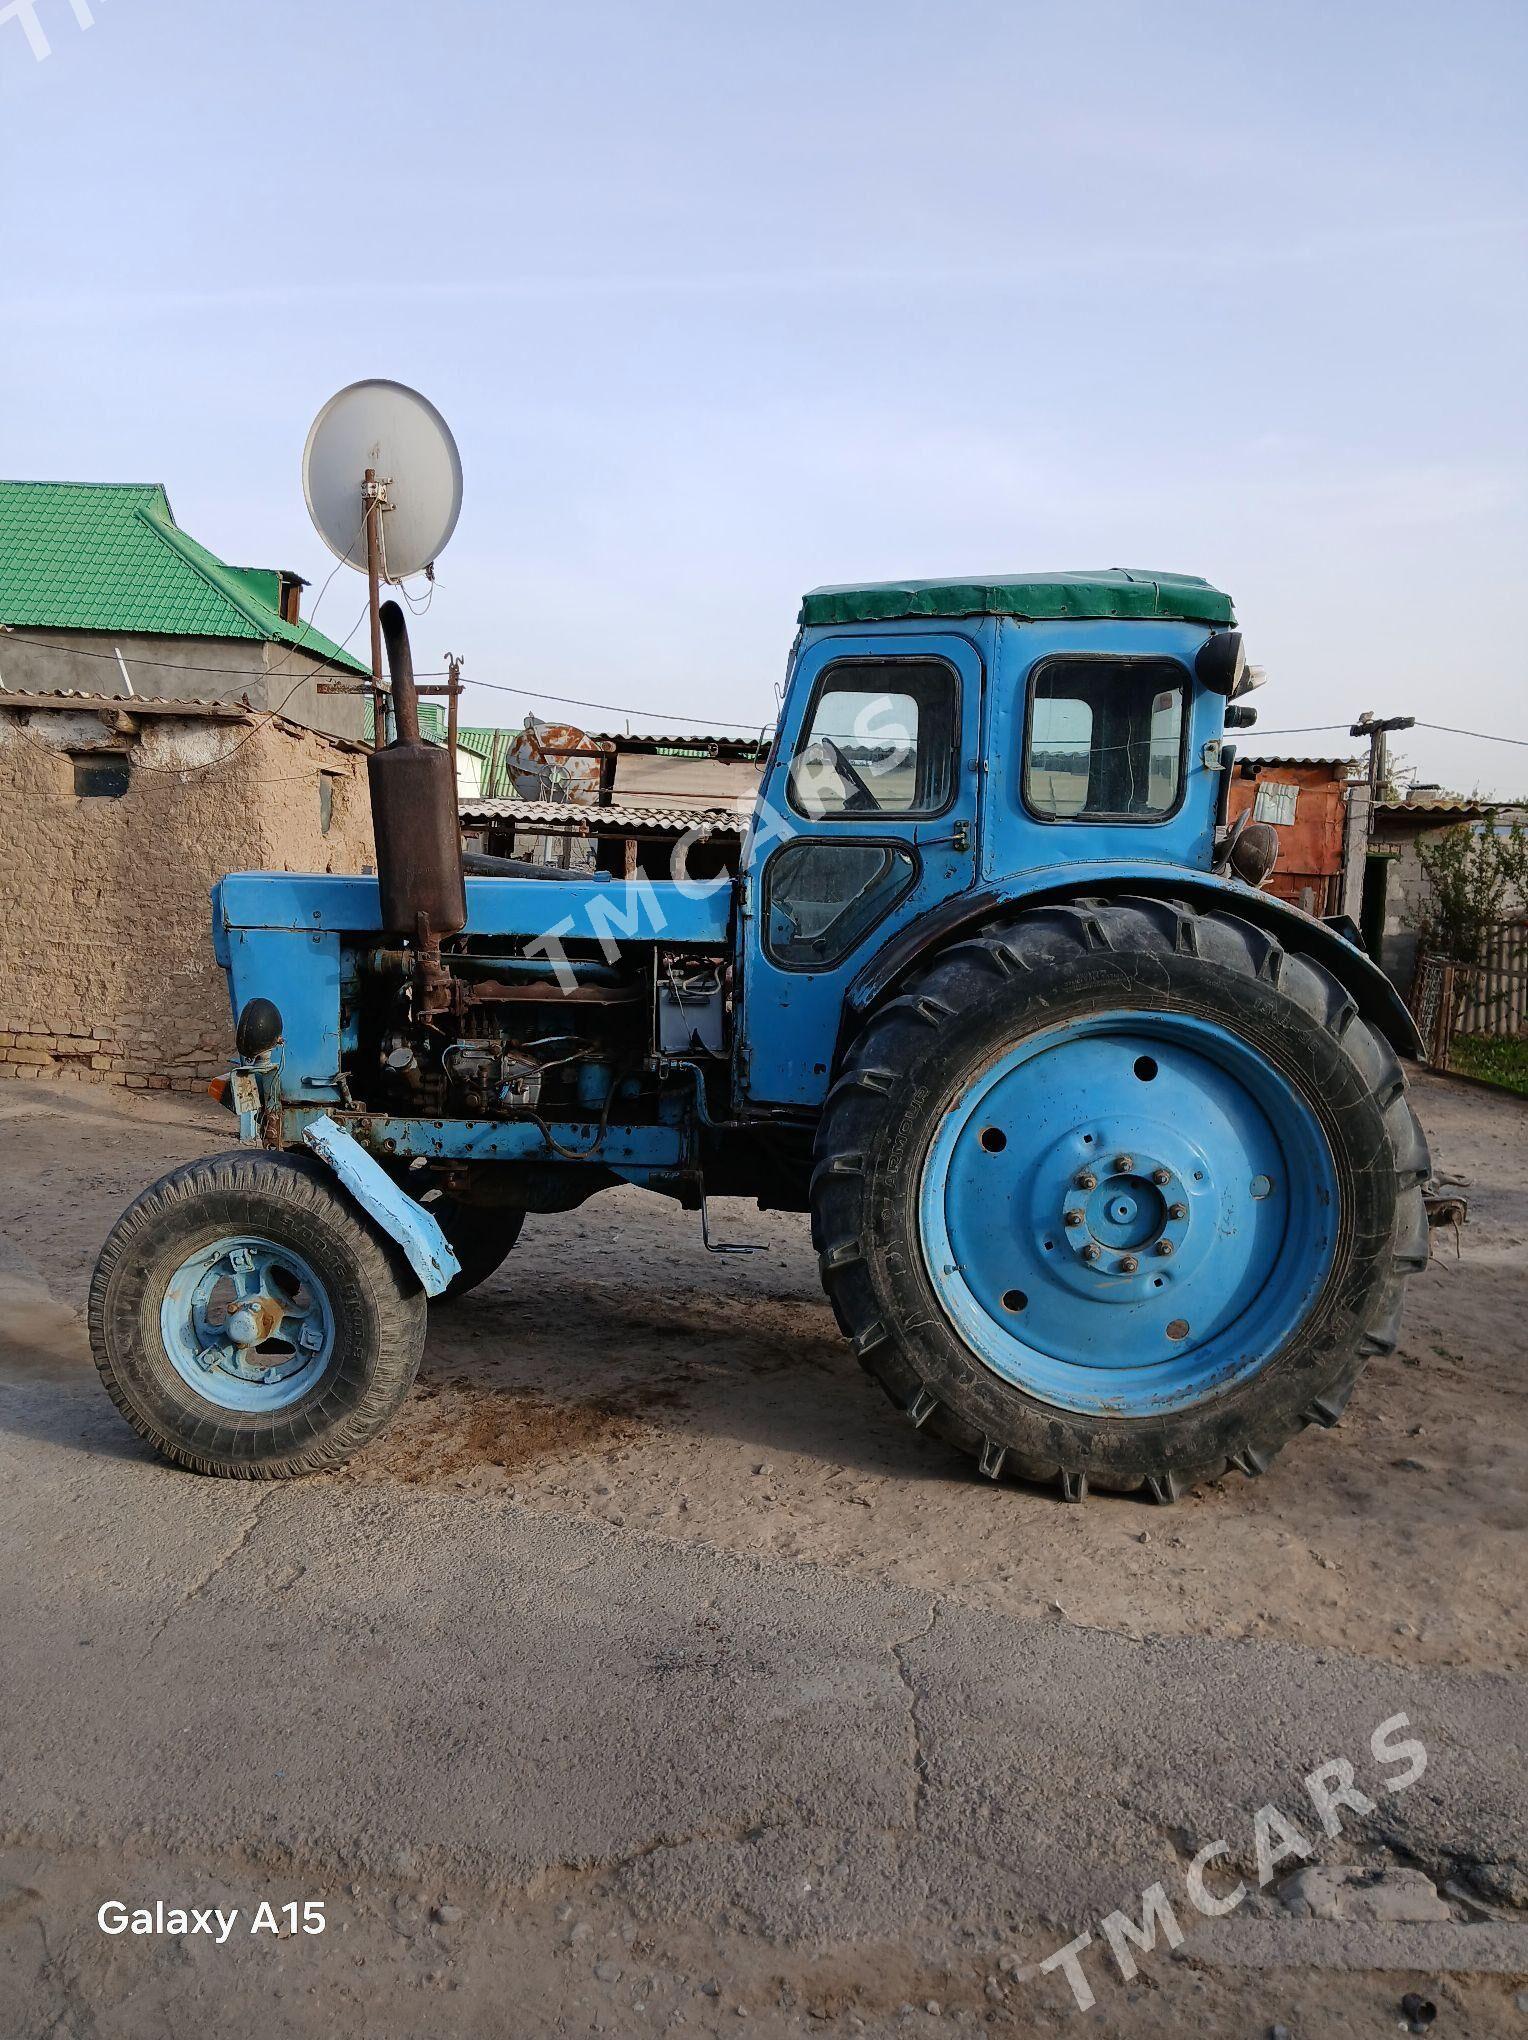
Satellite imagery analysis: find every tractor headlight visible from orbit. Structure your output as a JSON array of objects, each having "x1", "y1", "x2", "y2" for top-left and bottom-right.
[
  {"x1": 1229, "y1": 821, "x2": 1280, "y2": 888},
  {"x1": 235, "y1": 997, "x2": 283, "y2": 1060}
]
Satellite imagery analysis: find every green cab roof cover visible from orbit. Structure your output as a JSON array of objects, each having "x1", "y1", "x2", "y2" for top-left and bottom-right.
[
  {"x1": 799, "y1": 568, "x2": 1235, "y2": 629},
  {"x1": 0, "y1": 480, "x2": 368, "y2": 673}
]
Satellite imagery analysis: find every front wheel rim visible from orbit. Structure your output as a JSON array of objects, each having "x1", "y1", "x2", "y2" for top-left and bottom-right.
[
  {"x1": 916, "y1": 1011, "x2": 1341, "y2": 1416},
  {"x1": 159, "y1": 1233, "x2": 336, "y2": 1413}
]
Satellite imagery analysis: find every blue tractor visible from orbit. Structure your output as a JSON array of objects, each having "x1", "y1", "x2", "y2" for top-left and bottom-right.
[{"x1": 91, "y1": 571, "x2": 1429, "y2": 1501}]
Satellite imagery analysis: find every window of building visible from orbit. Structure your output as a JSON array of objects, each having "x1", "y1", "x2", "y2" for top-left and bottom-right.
[
  {"x1": 1253, "y1": 781, "x2": 1299, "y2": 827},
  {"x1": 1024, "y1": 658, "x2": 1186, "y2": 821},
  {"x1": 72, "y1": 755, "x2": 131, "y2": 798},
  {"x1": 788, "y1": 659, "x2": 957, "y2": 820}
]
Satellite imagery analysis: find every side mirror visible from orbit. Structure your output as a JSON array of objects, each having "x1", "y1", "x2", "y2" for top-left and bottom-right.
[{"x1": 1195, "y1": 630, "x2": 1247, "y2": 697}]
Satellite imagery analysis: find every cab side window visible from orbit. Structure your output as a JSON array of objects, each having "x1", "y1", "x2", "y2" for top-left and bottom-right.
[{"x1": 788, "y1": 659, "x2": 957, "y2": 820}]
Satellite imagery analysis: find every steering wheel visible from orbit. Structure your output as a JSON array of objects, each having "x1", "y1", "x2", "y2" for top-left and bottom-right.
[{"x1": 815, "y1": 737, "x2": 882, "y2": 813}]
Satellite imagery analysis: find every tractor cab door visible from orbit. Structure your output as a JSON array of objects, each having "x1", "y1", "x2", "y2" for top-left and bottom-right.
[{"x1": 737, "y1": 630, "x2": 983, "y2": 1109}]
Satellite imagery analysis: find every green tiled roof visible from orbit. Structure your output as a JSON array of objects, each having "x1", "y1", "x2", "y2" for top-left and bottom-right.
[{"x1": 0, "y1": 480, "x2": 367, "y2": 672}]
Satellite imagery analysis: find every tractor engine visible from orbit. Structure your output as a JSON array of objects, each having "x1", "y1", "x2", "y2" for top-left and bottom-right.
[{"x1": 347, "y1": 942, "x2": 729, "y2": 1126}]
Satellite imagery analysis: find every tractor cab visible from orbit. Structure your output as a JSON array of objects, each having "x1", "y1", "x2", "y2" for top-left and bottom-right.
[{"x1": 739, "y1": 570, "x2": 1260, "y2": 1106}]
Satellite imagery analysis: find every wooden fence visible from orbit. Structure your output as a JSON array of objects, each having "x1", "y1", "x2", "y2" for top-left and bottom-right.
[
  {"x1": 1409, "y1": 918, "x2": 1528, "y2": 1065},
  {"x1": 1455, "y1": 918, "x2": 1528, "y2": 1038}
]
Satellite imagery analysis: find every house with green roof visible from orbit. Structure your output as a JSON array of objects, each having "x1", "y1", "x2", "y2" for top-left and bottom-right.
[
  {"x1": 403, "y1": 702, "x2": 500, "y2": 799},
  {"x1": 0, "y1": 481, "x2": 370, "y2": 740}
]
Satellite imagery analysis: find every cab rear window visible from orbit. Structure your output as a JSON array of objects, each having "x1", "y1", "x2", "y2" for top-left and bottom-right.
[{"x1": 1024, "y1": 657, "x2": 1186, "y2": 821}]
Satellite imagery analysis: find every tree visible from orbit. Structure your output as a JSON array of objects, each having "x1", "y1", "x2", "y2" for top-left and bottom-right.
[
  {"x1": 1418, "y1": 823, "x2": 1508, "y2": 967},
  {"x1": 1494, "y1": 813, "x2": 1528, "y2": 907}
]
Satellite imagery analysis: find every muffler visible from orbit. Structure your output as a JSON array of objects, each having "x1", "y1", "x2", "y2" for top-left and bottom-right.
[{"x1": 368, "y1": 600, "x2": 467, "y2": 940}]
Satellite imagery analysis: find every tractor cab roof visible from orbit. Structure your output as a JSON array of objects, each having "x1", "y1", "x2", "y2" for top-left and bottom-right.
[{"x1": 799, "y1": 569, "x2": 1235, "y2": 630}]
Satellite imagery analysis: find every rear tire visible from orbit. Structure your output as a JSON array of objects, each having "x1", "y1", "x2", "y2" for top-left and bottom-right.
[
  {"x1": 811, "y1": 896, "x2": 1429, "y2": 1501},
  {"x1": 89, "y1": 1150, "x2": 427, "y2": 1479},
  {"x1": 428, "y1": 1196, "x2": 525, "y2": 1302}
]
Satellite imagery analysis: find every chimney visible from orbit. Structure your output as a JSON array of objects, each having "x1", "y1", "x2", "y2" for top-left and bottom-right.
[{"x1": 276, "y1": 571, "x2": 306, "y2": 627}]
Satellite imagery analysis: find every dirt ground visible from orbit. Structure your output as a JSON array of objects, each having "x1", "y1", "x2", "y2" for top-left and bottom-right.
[
  {"x1": 10, "y1": 1067, "x2": 1521, "y2": 1673},
  {"x1": 2, "y1": 1065, "x2": 1525, "y2": 2036}
]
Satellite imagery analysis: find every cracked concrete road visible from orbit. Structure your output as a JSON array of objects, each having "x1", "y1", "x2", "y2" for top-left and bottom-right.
[{"x1": 1, "y1": 1074, "x2": 1526, "y2": 2036}]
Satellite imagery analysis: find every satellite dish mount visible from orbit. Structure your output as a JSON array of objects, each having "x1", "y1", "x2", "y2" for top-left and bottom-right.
[{"x1": 302, "y1": 379, "x2": 464, "y2": 747}]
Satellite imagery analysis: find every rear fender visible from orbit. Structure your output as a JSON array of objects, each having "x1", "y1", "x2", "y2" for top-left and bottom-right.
[
  {"x1": 300, "y1": 1114, "x2": 460, "y2": 1297},
  {"x1": 841, "y1": 864, "x2": 1421, "y2": 1059}
]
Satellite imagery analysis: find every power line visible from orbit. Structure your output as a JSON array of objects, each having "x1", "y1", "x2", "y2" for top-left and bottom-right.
[
  {"x1": 11, "y1": 620, "x2": 1524, "y2": 750},
  {"x1": 4, "y1": 605, "x2": 372, "y2": 787},
  {"x1": 0, "y1": 632, "x2": 395, "y2": 681},
  {"x1": 0, "y1": 627, "x2": 773, "y2": 731},
  {"x1": 123, "y1": 612, "x2": 371, "y2": 775},
  {"x1": 1250, "y1": 719, "x2": 1527, "y2": 748},
  {"x1": 1417, "y1": 720, "x2": 1528, "y2": 749},
  {"x1": 458, "y1": 675, "x2": 773, "y2": 732}
]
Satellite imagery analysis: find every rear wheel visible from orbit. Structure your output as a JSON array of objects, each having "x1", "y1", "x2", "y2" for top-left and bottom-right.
[
  {"x1": 811, "y1": 897, "x2": 1429, "y2": 1501},
  {"x1": 426, "y1": 1195, "x2": 525, "y2": 1301},
  {"x1": 90, "y1": 1150, "x2": 427, "y2": 1478}
]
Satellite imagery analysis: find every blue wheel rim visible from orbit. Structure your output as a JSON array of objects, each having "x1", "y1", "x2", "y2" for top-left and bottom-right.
[
  {"x1": 159, "y1": 1233, "x2": 336, "y2": 1414},
  {"x1": 916, "y1": 1011, "x2": 1340, "y2": 1416}
]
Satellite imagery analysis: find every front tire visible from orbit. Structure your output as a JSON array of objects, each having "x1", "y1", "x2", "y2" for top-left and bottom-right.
[
  {"x1": 811, "y1": 897, "x2": 1429, "y2": 1501},
  {"x1": 89, "y1": 1150, "x2": 427, "y2": 1479}
]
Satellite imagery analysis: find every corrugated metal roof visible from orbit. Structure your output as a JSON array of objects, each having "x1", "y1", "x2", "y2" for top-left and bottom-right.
[
  {"x1": 1375, "y1": 798, "x2": 1487, "y2": 821},
  {"x1": 0, "y1": 481, "x2": 368, "y2": 674},
  {"x1": 0, "y1": 686, "x2": 369, "y2": 756},
  {"x1": 460, "y1": 796, "x2": 743, "y2": 834},
  {"x1": 0, "y1": 686, "x2": 249, "y2": 718},
  {"x1": 583, "y1": 730, "x2": 770, "y2": 752},
  {"x1": 1239, "y1": 754, "x2": 1360, "y2": 771}
]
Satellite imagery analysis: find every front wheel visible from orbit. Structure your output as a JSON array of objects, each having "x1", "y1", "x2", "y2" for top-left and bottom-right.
[
  {"x1": 811, "y1": 897, "x2": 1430, "y2": 1501},
  {"x1": 89, "y1": 1150, "x2": 427, "y2": 1478}
]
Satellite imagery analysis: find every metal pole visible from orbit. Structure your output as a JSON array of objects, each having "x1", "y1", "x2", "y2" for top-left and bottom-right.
[
  {"x1": 364, "y1": 468, "x2": 385, "y2": 749},
  {"x1": 446, "y1": 654, "x2": 461, "y2": 785}
]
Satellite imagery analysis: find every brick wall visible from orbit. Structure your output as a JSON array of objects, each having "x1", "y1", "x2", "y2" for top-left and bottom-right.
[{"x1": 0, "y1": 705, "x2": 373, "y2": 1091}]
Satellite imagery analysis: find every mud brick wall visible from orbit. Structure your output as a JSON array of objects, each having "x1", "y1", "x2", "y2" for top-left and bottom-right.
[{"x1": 0, "y1": 707, "x2": 373, "y2": 1092}]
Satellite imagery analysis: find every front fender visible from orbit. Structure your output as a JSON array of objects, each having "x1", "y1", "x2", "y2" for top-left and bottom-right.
[
  {"x1": 842, "y1": 863, "x2": 1421, "y2": 1059},
  {"x1": 301, "y1": 1114, "x2": 460, "y2": 1296}
]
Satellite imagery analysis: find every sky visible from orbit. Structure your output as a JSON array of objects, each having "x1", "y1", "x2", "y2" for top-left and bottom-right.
[{"x1": 2, "y1": 0, "x2": 1525, "y2": 793}]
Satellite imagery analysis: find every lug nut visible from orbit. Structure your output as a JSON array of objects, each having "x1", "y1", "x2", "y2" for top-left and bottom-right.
[
  {"x1": 1118, "y1": 1254, "x2": 1140, "y2": 1273},
  {"x1": 1074, "y1": 1170, "x2": 1097, "y2": 1191},
  {"x1": 1168, "y1": 1201, "x2": 1188, "y2": 1221},
  {"x1": 1151, "y1": 1167, "x2": 1172, "y2": 1186},
  {"x1": 1063, "y1": 1209, "x2": 1086, "y2": 1228},
  {"x1": 1113, "y1": 1154, "x2": 1134, "y2": 1173},
  {"x1": 1081, "y1": 1243, "x2": 1101, "y2": 1263},
  {"x1": 1155, "y1": 1239, "x2": 1175, "y2": 1257}
]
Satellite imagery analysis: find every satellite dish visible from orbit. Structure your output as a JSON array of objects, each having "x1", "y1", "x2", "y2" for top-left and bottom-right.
[{"x1": 302, "y1": 379, "x2": 463, "y2": 581}]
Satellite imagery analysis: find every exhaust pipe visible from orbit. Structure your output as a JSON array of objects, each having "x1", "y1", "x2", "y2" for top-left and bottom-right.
[{"x1": 367, "y1": 600, "x2": 467, "y2": 939}]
